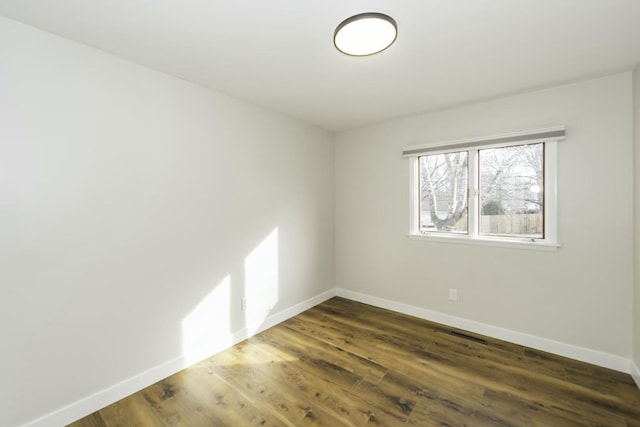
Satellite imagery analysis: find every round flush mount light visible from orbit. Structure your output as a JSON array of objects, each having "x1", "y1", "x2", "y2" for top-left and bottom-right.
[{"x1": 334, "y1": 13, "x2": 397, "y2": 56}]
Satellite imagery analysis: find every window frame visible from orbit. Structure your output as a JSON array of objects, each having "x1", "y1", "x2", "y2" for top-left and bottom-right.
[{"x1": 406, "y1": 127, "x2": 562, "y2": 251}]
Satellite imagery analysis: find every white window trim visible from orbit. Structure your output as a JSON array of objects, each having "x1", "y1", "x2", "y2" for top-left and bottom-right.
[{"x1": 406, "y1": 127, "x2": 563, "y2": 251}]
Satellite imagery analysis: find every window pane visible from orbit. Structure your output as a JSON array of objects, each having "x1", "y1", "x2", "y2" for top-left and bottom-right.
[
  {"x1": 479, "y1": 143, "x2": 543, "y2": 238},
  {"x1": 419, "y1": 152, "x2": 468, "y2": 233}
]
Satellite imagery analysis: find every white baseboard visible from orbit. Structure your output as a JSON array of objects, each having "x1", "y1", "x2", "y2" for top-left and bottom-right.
[
  {"x1": 335, "y1": 288, "x2": 631, "y2": 374},
  {"x1": 20, "y1": 355, "x2": 186, "y2": 427},
  {"x1": 238, "y1": 288, "x2": 338, "y2": 344},
  {"x1": 20, "y1": 288, "x2": 337, "y2": 427},
  {"x1": 19, "y1": 286, "x2": 636, "y2": 427},
  {"x1": 632, "y1": 361, "x2": 640, "y2": 389}
]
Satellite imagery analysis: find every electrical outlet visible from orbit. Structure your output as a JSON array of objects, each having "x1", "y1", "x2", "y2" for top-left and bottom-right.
[{"x1": 449, "y1": 288, "x2": 458, "y2": 301}]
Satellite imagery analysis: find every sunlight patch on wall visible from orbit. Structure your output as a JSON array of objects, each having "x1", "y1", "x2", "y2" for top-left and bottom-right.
[
  {"x1": 181, "y1": 275, "x2": 232, "y2": 365},
  {"x1": 244, "y1": 228, "x2": 279, "y2": 335}
]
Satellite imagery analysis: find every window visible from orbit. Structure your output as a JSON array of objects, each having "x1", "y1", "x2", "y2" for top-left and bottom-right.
[
  {"x1": 478, "y1": 143, "x2": 543, "y2": 238},
  {"x1": 419, "y1": 151, "x2": 469, "y2": 233},
  {"x1": 404, "y1": 127, "x2": 564, "y2": 249}
]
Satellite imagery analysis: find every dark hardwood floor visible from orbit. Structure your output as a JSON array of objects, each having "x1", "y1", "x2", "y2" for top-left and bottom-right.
[{"x1": 69, "y1": 297, "x2": 640, "y2": 426}]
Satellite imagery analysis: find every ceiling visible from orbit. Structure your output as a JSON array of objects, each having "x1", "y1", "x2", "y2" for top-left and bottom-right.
[{"x1": 1, "y1": 1, "x2": 640, "y2": 132}]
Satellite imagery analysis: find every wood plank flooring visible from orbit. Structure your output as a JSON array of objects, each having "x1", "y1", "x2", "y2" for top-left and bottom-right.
[{"x1": 69, "y1": 297, "x2": 640, "y2": 426}]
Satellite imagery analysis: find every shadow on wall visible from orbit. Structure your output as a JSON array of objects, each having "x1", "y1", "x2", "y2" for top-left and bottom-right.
[{"x1": 180, "y1": 228, "x2": 280, "y2": 366}]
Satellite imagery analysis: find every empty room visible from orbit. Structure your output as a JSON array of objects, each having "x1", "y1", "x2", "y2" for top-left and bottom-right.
[{"x1": 2, "y1": 1, "x2": 640, "y2": 426}]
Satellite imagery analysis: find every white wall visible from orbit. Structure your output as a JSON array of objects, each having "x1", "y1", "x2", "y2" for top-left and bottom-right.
[
  {"x1": 634, "y1": 64, "x2": 640, "y2": 381},
  {"x1": 336, "y1": 73, "x2": 634, "y2": 362},
  {"x1": 0, "y1": 16, "x2": 334, "y2": 427}
]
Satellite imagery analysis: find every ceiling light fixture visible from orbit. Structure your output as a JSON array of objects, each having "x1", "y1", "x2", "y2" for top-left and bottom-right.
[{"x1": 334, "y1": 13, "x2": 397, "y2": 56}]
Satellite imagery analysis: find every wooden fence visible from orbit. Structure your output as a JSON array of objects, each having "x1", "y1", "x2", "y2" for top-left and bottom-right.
[{"x1": 480, "y1": 213, "x2": 542, "y2": 235}]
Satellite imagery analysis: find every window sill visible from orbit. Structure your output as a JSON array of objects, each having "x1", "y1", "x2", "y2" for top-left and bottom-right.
[{"x1": 408, "y1": 233, "x2": 560, "y2": 251}]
